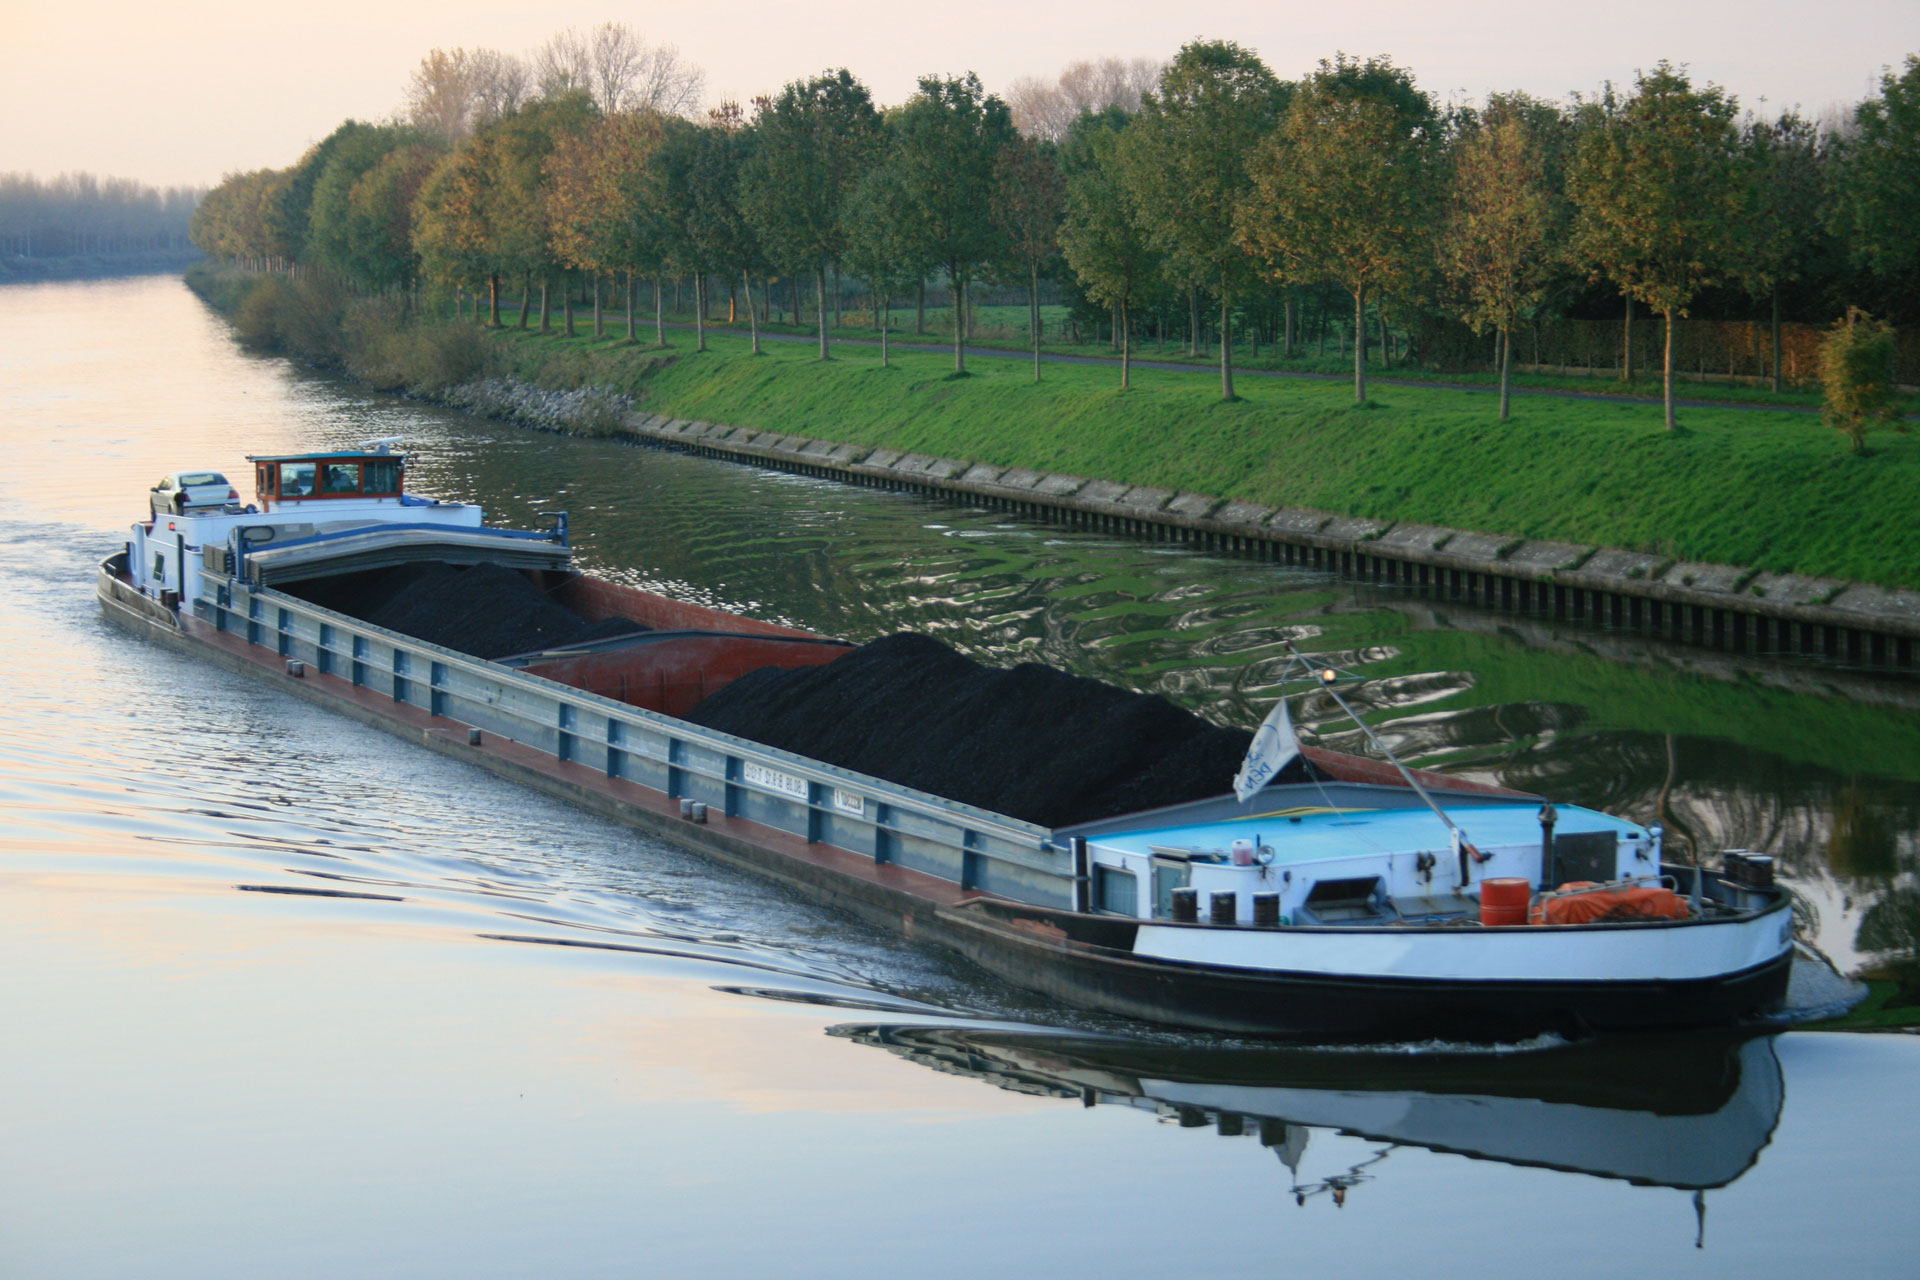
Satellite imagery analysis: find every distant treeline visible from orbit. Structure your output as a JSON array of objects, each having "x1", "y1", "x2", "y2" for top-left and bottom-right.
[
  {"x1": 189, "y1": 27, "x2": 1920, "y2": 424},
  {"x1": 1, "y1": 172, "x2": 204, "y2": 259}
]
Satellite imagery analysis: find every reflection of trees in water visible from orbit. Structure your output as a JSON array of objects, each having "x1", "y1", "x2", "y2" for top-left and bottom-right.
[
  {"x1": 1491, "y1": 728, "x2": 1920, "y2": 885},
  {"x1": 1858, "y1": 889, "x2": 1920, "y2": 958}
]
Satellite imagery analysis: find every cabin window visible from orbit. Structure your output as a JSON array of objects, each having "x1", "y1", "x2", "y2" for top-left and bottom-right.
[
  {"x1": 256, "y1": 464, "x2": 272, "y2": 493},
  {"x1": 1095, "y1": 865, "x2": 1138, "y2": 916},
  {"x1": 363, "y1": 458, "x2": 401, "y2": 494},
  {"x1": 280, "y1": 462, "x2": 316, "y2": 497},
  {"x1": 321, "y1": 462, "x2": 361, "y2": 495}
]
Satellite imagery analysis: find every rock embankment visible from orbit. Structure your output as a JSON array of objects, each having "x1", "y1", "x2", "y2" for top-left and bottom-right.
[{"x1": 441, "y1": 377, "x2": 634, "y2": 434}]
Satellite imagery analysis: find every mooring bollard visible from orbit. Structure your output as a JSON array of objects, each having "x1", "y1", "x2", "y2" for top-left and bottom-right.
[{"x1": 1210, "y1": 891, "x2": 1238, "y2": 925}]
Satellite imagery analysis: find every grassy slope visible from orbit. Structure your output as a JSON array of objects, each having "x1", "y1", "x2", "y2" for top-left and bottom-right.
[
  {"x1": 494, "y1": 325, "x2": 1920, "y2": 590},
  {"x1": 500, "y1": 299, "x2": 1882, "y2": 409}
]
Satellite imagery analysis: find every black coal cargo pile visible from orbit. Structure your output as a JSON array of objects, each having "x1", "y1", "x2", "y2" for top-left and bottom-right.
[
  {"x1": 286, "y1": 562, "x2": 645, "y2": 660},
  {"x1": 683, "y1": 632, "x2": 1303, "y2": 829}
]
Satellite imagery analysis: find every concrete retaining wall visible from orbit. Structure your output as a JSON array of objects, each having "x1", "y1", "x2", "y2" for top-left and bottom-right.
[{"x1": 620, "y1": 412, "x2": 1920, "y2": 670}]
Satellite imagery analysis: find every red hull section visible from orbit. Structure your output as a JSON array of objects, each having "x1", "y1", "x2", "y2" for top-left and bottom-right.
[
  {"x1": 515, "y1": 570, "x2": 852, "y2": 717},
  {"x1": 544, "y1": 572, "x2": 816, "y2": 639},
  {"x1": 521, "y1": 633, "x2": 850, "y2": 718}
]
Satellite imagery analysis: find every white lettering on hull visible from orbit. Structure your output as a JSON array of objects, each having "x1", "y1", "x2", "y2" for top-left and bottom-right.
[{"x1": 743, "y1": 761, "x2": 809, "y2": 800}]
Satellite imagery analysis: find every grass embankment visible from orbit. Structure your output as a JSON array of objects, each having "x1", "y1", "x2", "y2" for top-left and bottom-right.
[
  {"x1": 486, "y1": 322, "x2": 1920, "y2": 590},
  {"x1": 513, "y1": 299, "x2": 1868, "y2": 410}
]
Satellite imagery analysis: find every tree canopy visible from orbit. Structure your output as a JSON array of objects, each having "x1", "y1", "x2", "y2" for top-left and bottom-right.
[
  {"x1": 1121, "y1": 40, "x2": 1289, "y2": 400},
  {"x1": 1237, "y1": 55, "x2": 1437, "y2": 404},
  {"x1": 1568, "y1": 63, "x2": 1753, "y2": 428}
]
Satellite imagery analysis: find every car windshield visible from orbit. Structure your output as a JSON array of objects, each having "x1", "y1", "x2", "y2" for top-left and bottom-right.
[{"x1": 179, "y1": 472, "x2": 226, "y2": 486}]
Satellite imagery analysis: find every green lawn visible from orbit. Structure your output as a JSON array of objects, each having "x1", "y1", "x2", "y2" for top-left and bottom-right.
[
  {"x1": 513, "y1": 298, "x2": 1885, "y2": 411},
  {"x1": 488, "y1": 323, "x2": 1920, "y2": 590}
]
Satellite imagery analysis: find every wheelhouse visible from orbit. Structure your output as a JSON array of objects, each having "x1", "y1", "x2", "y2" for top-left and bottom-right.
[{"x1": 250, "y1": 450, "x2": 405, "y2": 510}]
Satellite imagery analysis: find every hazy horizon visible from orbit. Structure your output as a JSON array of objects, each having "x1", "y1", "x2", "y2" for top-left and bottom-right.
[{"x1": 5, "y1": 0, "x2": 1917, "y2": 189}]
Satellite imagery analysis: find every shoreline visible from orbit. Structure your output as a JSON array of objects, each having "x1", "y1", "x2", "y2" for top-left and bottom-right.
[{"x1": 622, "y1": 411, "x2": 1920, "y2": 669}]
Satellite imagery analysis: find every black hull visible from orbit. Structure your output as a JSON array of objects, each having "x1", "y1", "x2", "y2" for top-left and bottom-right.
[{"x1": 930, "y1": 900, "x2": 1795, "y2": 1042}]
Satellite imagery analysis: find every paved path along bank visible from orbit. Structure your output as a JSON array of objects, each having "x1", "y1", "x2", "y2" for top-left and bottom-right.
[{"x1": 618, "y1": 409, "x2": 1920, "y2": 671}]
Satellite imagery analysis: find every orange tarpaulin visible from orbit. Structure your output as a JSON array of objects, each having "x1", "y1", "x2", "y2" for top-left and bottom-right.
[{"x1": 1530, "y1": 882, "x2": 1692, "y2": 925}]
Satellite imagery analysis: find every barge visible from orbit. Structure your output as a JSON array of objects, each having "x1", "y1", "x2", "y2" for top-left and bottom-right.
[{"x1": 99, "y1": 442, "x2": 1795, "y2": 1041}]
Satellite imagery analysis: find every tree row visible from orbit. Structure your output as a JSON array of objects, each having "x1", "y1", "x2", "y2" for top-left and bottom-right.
[{"x1": 190, "y1": 39, "x2": 1920, "y2": 429}]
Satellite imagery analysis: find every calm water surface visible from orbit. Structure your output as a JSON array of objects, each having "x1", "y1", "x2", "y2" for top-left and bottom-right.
[{"x1": 2, "y1": 276, "x2": 1916, "y2": 1278}]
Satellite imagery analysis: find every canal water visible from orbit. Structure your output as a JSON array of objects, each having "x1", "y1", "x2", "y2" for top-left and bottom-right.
[{"x1": 2, "y1": 275, "x2": 1916, "y2": 1278}]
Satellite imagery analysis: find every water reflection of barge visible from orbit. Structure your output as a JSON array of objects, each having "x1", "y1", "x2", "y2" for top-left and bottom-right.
[
  {"x1": 837, "y1": 1023, "x2": 1783, "y2": 1197},
  {"x1": 98, "y1": 443, "x2": 1793, "y2": 1040}
]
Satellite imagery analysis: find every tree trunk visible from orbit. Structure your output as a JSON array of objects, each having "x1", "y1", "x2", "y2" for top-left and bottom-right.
[
  {"x1": 1030, "y1": 262, "x2": 1041, "y2": 382},
  {"x1": 592, "y1": 272, "x2": 603, "y2": 338},
  {"x1": 880, "y1": 289, "x2": 890, "y2": 367},
  {"x1": 626, "y1": 271, "x2": 636, "y2": 343},
  {"x1": 915, "y1": 280, "x2": 925, "y2": 335},
  {"x1": 1663, "y1": 307, "x2": 1676, "y2": 431},
  {"x1": 1770, "y1": 289, "x2": 1783, "y2": 394},
  {"x1": 727, "y1": 277, "x2": 736, "y2": 324},
  {"x1": 487, "y1": 273, "x2": 500, "y2": 326},
  {"x1": 831, "y1": 263, "x2": 840, "y2": 329},
  {"x1": 952, "y1": 269, "x2": 967, "y2": 375},
  {"x1": 1622, "y1": 295, "x2": 1634, "y2": 382},
  {"x1": 1283, "y1": 297, "x2": 1294, "y2": 358},
  {"x1": 816, "y1": 265, "x2": 829, "y2": 359},
  {"x1": 743, "y1": 271, "x2": 760, "y2": 355},
  {"x1": 539, "y1": 276, "x2": 551, "y2": 333},
  {"x1": 694, "y1": 274, "x2": 707, "y2": 351},
  {"x1": 653, "y1": 278, "x2": 665, "y2": 346},
  {"x1": 1120, "y1": 299, "x2": 1131, "y2": 390},
  {"x1": 1379, "y1": 309, "x2": 1390, "y2": 370},
  {"x1": 1219, "y1": 282, "x2": 1234, "y2": 401},
  {"x1": 1352, "y1": 286, "x2": 1367, "y2": 405},
  {"x1": 1187, "y1": 288, "x2": 1200, "y2": 357},
  {"x1": 1498, "y1": 323, "x2": 1512, "y2": 421},
  {"x1": 519, "y1": 270, "x2": 531, "y2": 329}
]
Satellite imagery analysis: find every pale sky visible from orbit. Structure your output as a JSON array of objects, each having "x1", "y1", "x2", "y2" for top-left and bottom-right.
[{"x1": 4, "y1": 0, "x2": 1917, "y2": 189}]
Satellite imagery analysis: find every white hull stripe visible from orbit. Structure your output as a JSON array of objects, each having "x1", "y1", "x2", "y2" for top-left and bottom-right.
[{"x1": 1132, "y1": 909, "x2": 1792, "y2": 984}]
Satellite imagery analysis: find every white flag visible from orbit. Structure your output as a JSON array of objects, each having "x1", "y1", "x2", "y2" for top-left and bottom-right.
[{"x1": 1233, "y1": 697, "x2": 1300, "y2": 803}]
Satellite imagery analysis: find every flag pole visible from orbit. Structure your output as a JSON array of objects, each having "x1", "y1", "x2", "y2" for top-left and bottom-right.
[{"x1": 1283, "y1": 639, "x2": 1486, "y2": 879}]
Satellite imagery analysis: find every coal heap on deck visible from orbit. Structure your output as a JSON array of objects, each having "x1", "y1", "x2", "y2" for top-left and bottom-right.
[
  {"x1": 684, "y1": 632, "x2": 1305, "y2": 829},
  {"x1": 285, "y1": 562, "x2": 645, "y2": 660}
]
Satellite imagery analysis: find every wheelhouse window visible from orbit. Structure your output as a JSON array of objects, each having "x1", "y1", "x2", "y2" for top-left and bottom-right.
[
  {"x1": 281, "y1": 462, "x2": 317, "y2": 497},
  {"x1": 321, "y1": 462, "x2": 361, "y2": 494},
  {"x1": 256, "y1": 463, "x2": 274, "y2": 494},
  {"x1": 362, "y1": 458, "x2": 401, "y2": 495}
]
